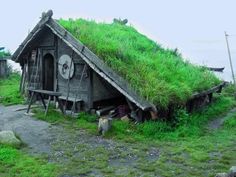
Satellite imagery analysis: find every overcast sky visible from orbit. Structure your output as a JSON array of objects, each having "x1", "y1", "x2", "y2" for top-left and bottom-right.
[{"x1": 1, "y1": 0, "x2": 236, "y2": 80}]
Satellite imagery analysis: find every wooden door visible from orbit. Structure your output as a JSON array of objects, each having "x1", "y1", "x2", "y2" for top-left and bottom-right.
[{"x1": 43, "y1": 53, "x2": 54, "y2": 91}]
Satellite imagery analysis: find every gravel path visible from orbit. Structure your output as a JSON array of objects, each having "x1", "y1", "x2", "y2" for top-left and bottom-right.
[
  {"x1": 0, "y1": 105, "x2": 160, "y2": 176},
  {"x1": 0, "y1": 104, "x2": 52, "y2": 153},
  {"x1": 208, "y1": 107, "x2": 236, "y2": 130}
]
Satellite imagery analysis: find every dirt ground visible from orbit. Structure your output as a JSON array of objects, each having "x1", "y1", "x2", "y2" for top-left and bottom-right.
[
  {"x1": 208, "y1": 107, "x2": 236, "y2": 130},
  {"x1": 0, "y1": 105, "x2": 160, "y2": 176}
]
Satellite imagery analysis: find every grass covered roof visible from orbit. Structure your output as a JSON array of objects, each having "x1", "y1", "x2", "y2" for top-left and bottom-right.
[{"x1": 58, "y1": 19, "x2": 220, "y2": 108}]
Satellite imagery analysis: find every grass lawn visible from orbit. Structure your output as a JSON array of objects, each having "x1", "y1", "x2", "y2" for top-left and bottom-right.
[
  {"x1": 0, "y1": 73, "x2": 24, "y2": 105},
  {"x1": 32, "y1": 93, "x2": 236, "y2": 176},
  {"x1": 0, "y1": 145, "x2": 58, "y2": 177}
]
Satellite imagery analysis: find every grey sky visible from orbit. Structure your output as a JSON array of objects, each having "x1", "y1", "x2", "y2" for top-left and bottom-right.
[{"x1": 1, "y1": 0, "x2": 236, "y2": 80}]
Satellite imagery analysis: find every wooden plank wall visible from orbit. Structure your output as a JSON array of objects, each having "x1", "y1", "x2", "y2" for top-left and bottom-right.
[
  {"x1": 0, "y1": 59, "x2": 7, "y2": 78},
  {"x1": 57, "y1": 37, "x2": 91, "y2": 109}
]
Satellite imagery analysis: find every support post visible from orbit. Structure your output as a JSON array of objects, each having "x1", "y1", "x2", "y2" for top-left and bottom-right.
[
  {"x1": 19, "y1": 65, "x2": 24, "y2": 93},
  {"x1": 225, "y1": 31, "x2": 236, "y2": 97},
  {"x1": 45, "y1": 95, "x2": 52, "y2": 116},
  {"x1": 27, "y1": 91, "x2": 35, "y2": 113}
]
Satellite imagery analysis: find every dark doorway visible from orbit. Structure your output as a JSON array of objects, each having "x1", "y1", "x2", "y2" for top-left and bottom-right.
[{"x1": 43, "y1": 53, "x2": 54, "y2": 91}]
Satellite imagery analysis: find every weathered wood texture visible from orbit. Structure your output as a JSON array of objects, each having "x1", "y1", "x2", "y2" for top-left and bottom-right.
[
  {"x1": 57, "y1": 38, "x2": 90, "y2": 109},
  {"x1": 191, "y1": 82, "x2": 226, "y2": 99},
  {"x1": 27, "y1": 88, "x2": 64, "y2": 115},
  {"x1": 0, "y1": 59, "x2": 7, "y2": 78},
  {"x1": 92, "y1": 71, "x2": 121, "y2": 102},
  {"x1": 186, "y1": 82, "x2": 227, "y2": 112}
]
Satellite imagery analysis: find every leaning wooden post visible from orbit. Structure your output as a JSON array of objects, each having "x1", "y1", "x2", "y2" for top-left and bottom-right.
[
  {"x1": 225, "y1": 31, "x2": 236, "y2": 97},
  {"x1": 19, "y1": 64, "x2": 25, "y2": 93},
  {"x1": 225, "y1": 31, "x2": 236, "y2": 84}
]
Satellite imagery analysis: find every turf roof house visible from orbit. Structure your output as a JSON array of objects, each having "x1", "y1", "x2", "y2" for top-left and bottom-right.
[
  {"x1": 12, "y1": 11, "x2": 155, "y2": 117},
  {"x1": 12, "y1": 10, "x2": 224, "y2": 120}
]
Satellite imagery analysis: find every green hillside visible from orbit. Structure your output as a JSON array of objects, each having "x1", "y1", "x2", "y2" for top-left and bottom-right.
[
  {"x1": 58, "y1": 19, "x2": 220, "y2": 108},
  {"x1": 0, "y1": 50, "x2": 10, "y2": 58}
]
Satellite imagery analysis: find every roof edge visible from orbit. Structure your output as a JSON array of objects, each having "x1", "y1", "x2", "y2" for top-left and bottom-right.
[{"x1": 12, "y1": 10, "x2": 53, "y2": 62}]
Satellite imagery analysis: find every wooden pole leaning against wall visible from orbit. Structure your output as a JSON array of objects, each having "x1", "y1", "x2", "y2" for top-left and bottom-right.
[
  {"x1": 64, "y1": 51, "x2": 74, "y2": 112},
  {"x1": 225, "y1": 32, "x2": 236, "y2": 84},
  {"x1": 225, "y1": 31, "x2": 236, "y2": 97},
  {"x1": 19, "y1": 64, "x2": 25, "y2": 93},
  {"x1": 21, "y1": 64, "x2": 27, "y2": 95}
]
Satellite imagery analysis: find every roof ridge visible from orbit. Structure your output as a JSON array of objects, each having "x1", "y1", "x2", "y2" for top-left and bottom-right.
[{"x1": 12, "y1": 10, "x2": 53, "y2": 61}]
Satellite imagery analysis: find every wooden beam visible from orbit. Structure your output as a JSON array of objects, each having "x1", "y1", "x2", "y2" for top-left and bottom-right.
[
  {"x1": 88, "y1": 68, "x2": 94, "y2": 109},
  {"x1": 96, "y1": 106, "x2": 115, "y2": 116},
  {"x1": 191, "y1": 82, "x2": 226, "y2": 99}
]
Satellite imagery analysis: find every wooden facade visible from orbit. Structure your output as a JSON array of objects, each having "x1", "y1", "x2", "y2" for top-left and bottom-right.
[{"x1": 16, "y1": 25, "x2": 124, "y2": 111}]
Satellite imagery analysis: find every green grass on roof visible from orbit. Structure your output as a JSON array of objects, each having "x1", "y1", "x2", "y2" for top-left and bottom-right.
[{"x1": 58, "y1": 19, "x2": 220, "y2": 108}]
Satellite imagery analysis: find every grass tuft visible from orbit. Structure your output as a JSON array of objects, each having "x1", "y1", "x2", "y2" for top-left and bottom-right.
[
  {"x1": 0, "y1": 73, "x2": 24, "y2": 105},
  {"x1": 223, "y1": 114, "x2": 236, "y2": 128},
  {"x1": 32, "y1": 108, "x2": 68, "y2": 124},
  {"x1": 0, "y1": 145, "x2": 58, "y2": 177}
]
